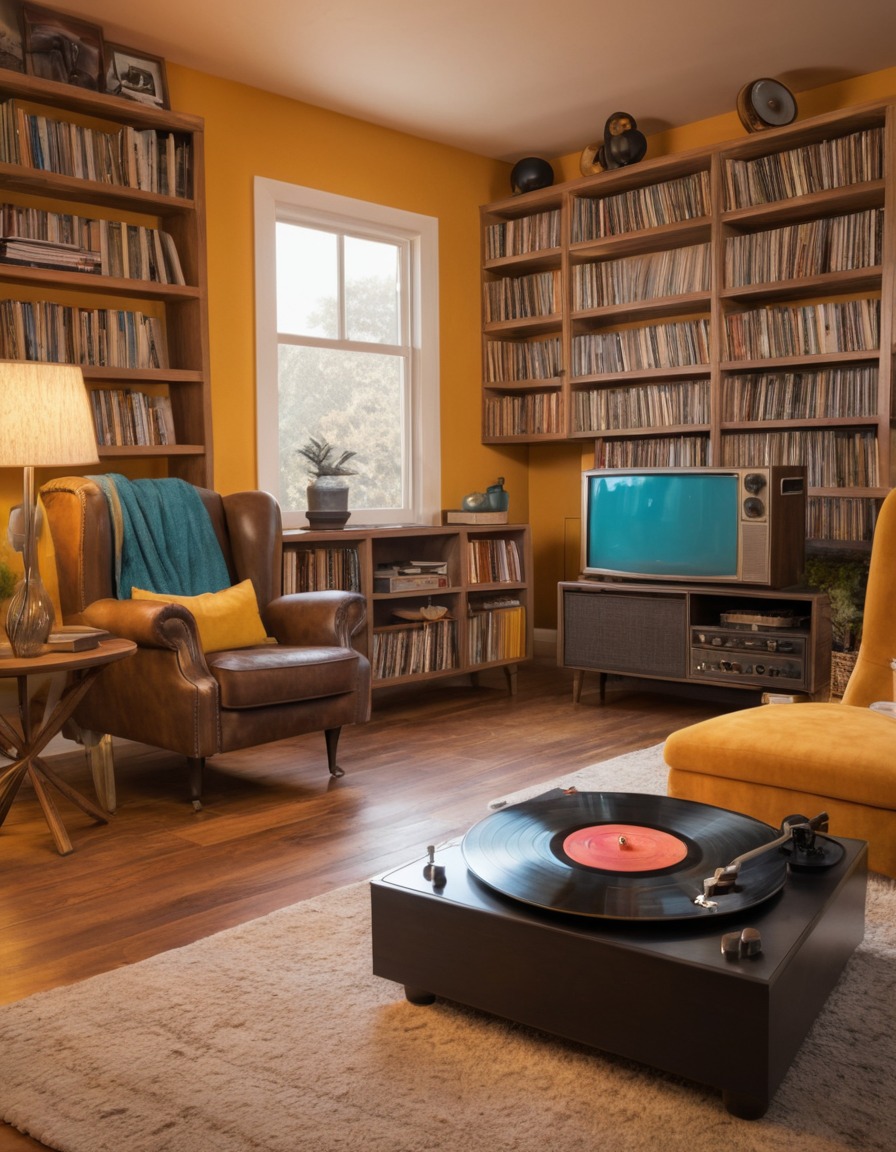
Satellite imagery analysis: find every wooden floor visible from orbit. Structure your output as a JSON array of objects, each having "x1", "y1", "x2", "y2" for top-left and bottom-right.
[{"x1": 0, "y1": 659, "x2": 733, "y2": 1151}]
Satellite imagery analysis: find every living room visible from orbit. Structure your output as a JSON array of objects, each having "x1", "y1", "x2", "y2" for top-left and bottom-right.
[{"x1": 1, "y1": 2, "x2": 895, "y2": 1148}]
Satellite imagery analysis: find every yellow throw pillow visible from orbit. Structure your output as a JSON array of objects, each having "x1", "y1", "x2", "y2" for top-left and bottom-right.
[{"x1": 132, "y1": 579, "x2": 268, "y2": 652}]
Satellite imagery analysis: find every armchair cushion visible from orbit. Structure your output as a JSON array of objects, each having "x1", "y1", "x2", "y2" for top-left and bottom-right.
[
  {"x1": 207, "y1": 645, "x2": 362, "y2": 709},
  {"x1": 132, "y1": 579, "x2": 268, "y2": 652}
]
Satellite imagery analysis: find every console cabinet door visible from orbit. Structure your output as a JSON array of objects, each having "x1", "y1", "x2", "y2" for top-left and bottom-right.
[{"x1": 562, "y1": 589, "x2": 688, "y2": 679}]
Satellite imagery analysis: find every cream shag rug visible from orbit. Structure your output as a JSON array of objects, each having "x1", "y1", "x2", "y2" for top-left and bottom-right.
[{"x1": 2, "y1": 744, "x2": 895, "y2": 1152}]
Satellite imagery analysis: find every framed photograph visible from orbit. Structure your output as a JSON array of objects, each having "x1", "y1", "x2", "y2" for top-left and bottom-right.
[
  {"x1": 21, "y1": 3, "x2": 104, "y2": 90},
  {"x1": 105, "y1": 43, "x2": 169, "y2": 110},
  {"x1": 0, "y1": 0, "x2": 24, "y2": 73}
]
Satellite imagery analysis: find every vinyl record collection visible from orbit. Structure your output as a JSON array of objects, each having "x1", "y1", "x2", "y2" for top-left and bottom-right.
[
  {"x1": 571, "y1": 169, "x2": 711, "y2": 241},
  {"x1": 484, "y1": 208, "x2": 560, "y2": 260},
  {"x1": 723, "y1": 126, "x2": 884, "y2": 208}
]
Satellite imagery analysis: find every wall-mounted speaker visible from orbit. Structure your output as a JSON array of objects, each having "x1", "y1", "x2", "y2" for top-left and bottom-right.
[{"x1": 736, "y1": 79, "x2": 797, "y2": 132}]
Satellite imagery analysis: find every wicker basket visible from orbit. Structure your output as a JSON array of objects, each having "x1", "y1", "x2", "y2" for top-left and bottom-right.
[{"x1": 831, "y1": 650, "x2": 858, "y2": 697}]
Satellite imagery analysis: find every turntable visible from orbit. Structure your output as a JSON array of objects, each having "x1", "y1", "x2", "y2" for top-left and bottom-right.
[{"x1": 370, "y1": 792, "x2": 867, "y2": 1119}]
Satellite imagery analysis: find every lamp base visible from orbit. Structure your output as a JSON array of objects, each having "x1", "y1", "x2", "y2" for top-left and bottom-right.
[{"x1": 6, "y1": 571, "x2": 54, "y2": 657}]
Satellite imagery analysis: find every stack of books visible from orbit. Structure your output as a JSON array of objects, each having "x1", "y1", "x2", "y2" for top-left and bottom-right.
[{"x1": 373, "y1": 560, "x2": 449, "y2": 593}]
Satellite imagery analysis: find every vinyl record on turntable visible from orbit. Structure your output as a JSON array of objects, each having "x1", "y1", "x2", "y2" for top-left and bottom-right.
[{"x1": 461, "y1": 792, "x2": 787, "y2": 921}]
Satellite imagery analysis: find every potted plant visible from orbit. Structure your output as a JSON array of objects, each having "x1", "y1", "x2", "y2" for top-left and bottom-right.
[
  {"x1": 803, "y1": 552, "x2": 870, "y2": 695},
  {"x1": 297, "y1": 437, "x2": 357, "y2": 530}
]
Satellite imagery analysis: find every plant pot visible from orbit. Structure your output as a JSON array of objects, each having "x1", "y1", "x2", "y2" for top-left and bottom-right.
[
  {"x1": 306, "y1": 478, "x2": 351, "y2": 530},
  {"x1": 831, "y1": 650, "x2": 858, "y2": 698}
]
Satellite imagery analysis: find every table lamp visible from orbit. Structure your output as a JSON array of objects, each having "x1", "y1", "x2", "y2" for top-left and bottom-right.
[{"x1": 0, "y1": 361, "x2": 99, "y2": 656}]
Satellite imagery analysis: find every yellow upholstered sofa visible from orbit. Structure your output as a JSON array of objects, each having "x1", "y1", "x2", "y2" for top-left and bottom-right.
[{"x1": 665, "y1": 487, "x2": 896, "y2": 877}]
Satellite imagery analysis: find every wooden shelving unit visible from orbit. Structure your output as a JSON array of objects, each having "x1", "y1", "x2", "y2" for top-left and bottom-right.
[
  {"x1": 282, "y1": 523, "x2": 532, "y2": 700},
  {"x1": 0, "y1": 70, "x2": 211, "y2": 486},
  {"x1": 480, "y1": 100, "x2": 896, "y2": 545}
]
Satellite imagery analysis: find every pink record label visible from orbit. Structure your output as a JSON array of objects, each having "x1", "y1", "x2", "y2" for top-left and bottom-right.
[{"x1": 563, "y1": 823, "x2": 689, "y2": 872}]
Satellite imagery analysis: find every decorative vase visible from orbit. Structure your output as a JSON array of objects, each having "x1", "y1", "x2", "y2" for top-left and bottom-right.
[
  {"x1": 6, "y1": 569, "x2": 55, "y2": 656},
  {"x1": 306, "y1": 477, "x2": 351, "y2": 530}
]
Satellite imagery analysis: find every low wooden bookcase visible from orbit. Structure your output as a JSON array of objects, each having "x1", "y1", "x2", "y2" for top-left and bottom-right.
[
  {"x1": 282, "y1": 523, "x2": 532, "y2": 701},
  {"x1": 558, "y1": 580, "x2": 832, "y2": 702}
]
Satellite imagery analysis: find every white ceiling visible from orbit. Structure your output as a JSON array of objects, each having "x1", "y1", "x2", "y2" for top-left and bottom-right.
[{"x1": 49, "y1": 0, "x2": 896, "y2": 162}]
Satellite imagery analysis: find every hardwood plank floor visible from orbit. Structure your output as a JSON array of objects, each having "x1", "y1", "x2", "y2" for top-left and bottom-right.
[{"x1": 0, "y1": 659, "x2": 734, "y2": 1151}]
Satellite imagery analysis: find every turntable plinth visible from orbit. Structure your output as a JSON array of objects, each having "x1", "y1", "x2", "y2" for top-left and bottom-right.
[{"x1": 370, "y1": 837, "x2": 867, "y2": 1118}]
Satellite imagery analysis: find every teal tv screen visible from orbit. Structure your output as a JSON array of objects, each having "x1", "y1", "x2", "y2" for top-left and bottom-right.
[{"x1": 586, "y1": 472, "x2": 739, "y2": 577}]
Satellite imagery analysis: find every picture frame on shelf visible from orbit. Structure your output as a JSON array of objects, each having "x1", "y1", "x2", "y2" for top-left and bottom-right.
[
  {"x1": 21, "y1": 3, "x2": 104, "y2": 90},
  {"x1": 0, "y1": 0, "x2": 24, "y2": 72},
  {"x1": 105, "y1": 42, "x2": 169, "y2": 110}
]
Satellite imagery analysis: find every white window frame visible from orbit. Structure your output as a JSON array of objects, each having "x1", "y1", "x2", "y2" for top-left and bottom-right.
[{"x1": 254, "y1": 176, "x2": 441, "y2": 527}]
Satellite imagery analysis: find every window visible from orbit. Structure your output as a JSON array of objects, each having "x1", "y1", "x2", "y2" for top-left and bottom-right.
[{"x1": 255, "y1": 177, "x2": 440, "y2": 527}]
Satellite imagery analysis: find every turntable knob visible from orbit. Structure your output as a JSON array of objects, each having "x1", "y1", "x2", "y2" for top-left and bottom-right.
[
  {"x1": 423, "y1": 845, "x2": 447, "y2": 888},
  {"x1": 721, "y1": 927, "x2": 762, "y2": 959}
]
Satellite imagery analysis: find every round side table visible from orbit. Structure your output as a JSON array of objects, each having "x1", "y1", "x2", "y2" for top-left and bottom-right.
[{"x1": 0, "y1": 638, "x2": 136, "y2": 855}]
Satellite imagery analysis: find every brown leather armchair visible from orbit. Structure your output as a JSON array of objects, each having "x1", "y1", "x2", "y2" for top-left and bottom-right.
[{"x1": 41, "y1": 476, "x2": 370, "y2": 810}]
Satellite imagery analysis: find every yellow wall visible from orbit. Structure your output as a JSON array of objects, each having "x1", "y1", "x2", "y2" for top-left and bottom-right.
[{"x1": 167, "y1": 67, "x2": 529, "y2": 512}]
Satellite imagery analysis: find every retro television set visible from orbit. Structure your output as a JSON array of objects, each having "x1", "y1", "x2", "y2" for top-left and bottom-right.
[{"x1": 581, "y1": 466, "x2": 806, "y2": 588}]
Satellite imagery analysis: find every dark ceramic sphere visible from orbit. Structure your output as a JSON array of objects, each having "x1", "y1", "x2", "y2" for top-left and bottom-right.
[{"x1": 511, "y1": 156, "x2": 554, "y2": 195}]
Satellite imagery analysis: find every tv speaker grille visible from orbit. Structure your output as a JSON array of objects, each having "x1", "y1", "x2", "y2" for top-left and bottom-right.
[{"x1": 740, "y1": 521, "x2": 770, "y2": 584}]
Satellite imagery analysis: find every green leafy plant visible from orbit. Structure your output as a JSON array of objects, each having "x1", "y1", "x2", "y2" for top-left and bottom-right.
[
  {"x1": 803, "y1": 553, "x2": 870, "y2": 652},
  {"x1": 297, "y1": 437, "x2": 358, "y2": 479}
]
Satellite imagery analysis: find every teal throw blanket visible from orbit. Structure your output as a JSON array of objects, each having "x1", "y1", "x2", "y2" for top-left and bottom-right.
[{"x1": 92, "y1": 474, "x2": 231, "y2": 598}]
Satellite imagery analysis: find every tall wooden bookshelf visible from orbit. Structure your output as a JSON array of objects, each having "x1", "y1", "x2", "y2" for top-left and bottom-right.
[
  {"x1": 0, "y1": 70, "x2": 211, "y2": 486},
  {"x1": 480, "y1": 100, "x2": 896, "y2": 545},
  {"x1": 281, "y1": 523, "x2": 532, "y2": 700}
]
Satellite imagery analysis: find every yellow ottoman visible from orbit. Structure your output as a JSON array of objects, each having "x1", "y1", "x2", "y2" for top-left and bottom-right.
[{"x1": 664, "y1": 703, "x2": 896, "y2": 877}]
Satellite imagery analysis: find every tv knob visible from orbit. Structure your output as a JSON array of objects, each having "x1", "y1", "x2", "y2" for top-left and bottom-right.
[
  {"x1": 744, "y1": 472, "x2": 767, "y2": 494},
  {"x1": 743, "y1": 497, "x2": 765, "y2": 518}
]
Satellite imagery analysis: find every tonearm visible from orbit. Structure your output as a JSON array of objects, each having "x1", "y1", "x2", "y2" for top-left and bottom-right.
[{"x1": 694, "y1": 812, "x2": 830, "y2": 909}]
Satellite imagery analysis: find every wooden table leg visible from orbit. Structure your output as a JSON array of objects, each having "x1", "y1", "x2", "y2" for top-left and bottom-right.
[
  {"x1": 0, "y1": 664, "x2": 110, "y2": 854},
  {"x1": 27, "y1": 765, "x2": 74, "y2": 856}
]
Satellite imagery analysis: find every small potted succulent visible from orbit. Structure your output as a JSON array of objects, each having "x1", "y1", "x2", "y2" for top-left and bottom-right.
[{"x1": 297, "y1": 437, "x2": 357, "y2": 530}]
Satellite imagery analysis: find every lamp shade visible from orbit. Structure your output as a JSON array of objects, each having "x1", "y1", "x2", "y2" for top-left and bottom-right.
[{"x1": 0, "y1": 361, "x2": 99, "y2": 468}]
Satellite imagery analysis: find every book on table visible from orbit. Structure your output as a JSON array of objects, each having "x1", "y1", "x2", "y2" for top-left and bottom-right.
[{"x1": 45, "y1": 625, "x2": 111, "y2": 652}]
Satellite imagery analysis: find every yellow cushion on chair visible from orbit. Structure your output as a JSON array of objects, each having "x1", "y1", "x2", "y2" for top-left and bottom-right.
[{"x1": 132, "y1": 579, "x2": 269, "y2": 652}]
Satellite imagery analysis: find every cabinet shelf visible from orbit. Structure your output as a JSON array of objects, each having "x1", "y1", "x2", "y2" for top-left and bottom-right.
[
  {"x1": 481, "y1": 98, "x2": 896, "y2": 540},
  {"x1": 0, "y1": 160, "x2": 197, "y2": 213},
  {"x1": 483, "y1": 248, "x2": 563, "y2": 274},
  {"x1": 0, "y1": 265, "x2": 201, "y2": 300},
  {"x1": 282, "y1": 524, "x2": 532, "y2": 701},
  {"x1": 572, "y1": 292, "x2": 711, "y2": 325},
  {"x1": 720, "y1": 180, "x2": 885, "y2": 228},
  {"x1": 720, "y1": 268, "x2": 882, "y2": 304},
  {"x1": 482, "y1": 314, "x2": 562, "y2": 336},
  {"x1": 97, "y1": 443, "x2": 205, "y2": 457},
  {"x1": 720, "y1": 350, "x2": 880, "y2": 372},
  {"x1": 568, "y1": 216, "x2": 712, "y2": 258}
]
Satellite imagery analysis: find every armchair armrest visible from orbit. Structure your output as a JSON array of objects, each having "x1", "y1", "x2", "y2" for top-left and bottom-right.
[
  {"x1": 263, "y1": 590, "x2": 366, "y2": 649},
  {"x1": 80, "y1": 598, "x2": 206, "y2": 659}
]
